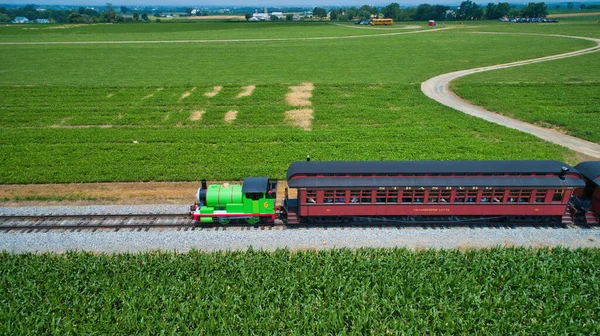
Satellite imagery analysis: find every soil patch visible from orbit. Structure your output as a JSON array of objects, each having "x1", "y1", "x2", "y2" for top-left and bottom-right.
[
  {"x1": 143, "y1": 87, "x2": 163, "y2": 99},
  {"x1": 236, "y1": 85, "x2": 256, "y2": 98},
  {"x1": 285, "y1": 108, "x2": 314, "y2": 131},
  {"x1": 189, "y1": 110, "x2": 205, "y2": 121},
  {"x1": 178, "y1": 87, "x2": 196, "y2": 102},
  {"x1": 286, "y1": 82, "x2": 314, "y2": 107},
  {"x1": 0, "y1": 181, "x2": 292, "y2": 206},
  {"x1": 204, "y1": 86, "x2": 222, "y2": 98},
  {"x1": 224, "y1": 110, "x2": 238, "y2": 123}
]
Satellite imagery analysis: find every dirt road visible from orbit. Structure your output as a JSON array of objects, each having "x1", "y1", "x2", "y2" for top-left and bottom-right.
[{"x1": 421, "y1": 33, "x2": 600, "y2": 159}]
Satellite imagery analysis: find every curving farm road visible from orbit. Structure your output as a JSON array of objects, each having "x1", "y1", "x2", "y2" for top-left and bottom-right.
[{"x1": 421, "y1": 33, "x2": 600, "y2": 159}]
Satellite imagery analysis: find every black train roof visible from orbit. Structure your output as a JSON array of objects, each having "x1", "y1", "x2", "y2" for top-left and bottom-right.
[
  {"x1": 288, "y1": 161, "x2": 576, "y2": 178},
  {"x1": 575, "y1": 161, "x2": 600, "y2": 186},
  {"x1": 287, "y1": 161, "x2": 584, "y2": 189},
  {"x1": 242, "y1": 177, "x2": 269, "y2": 193}
]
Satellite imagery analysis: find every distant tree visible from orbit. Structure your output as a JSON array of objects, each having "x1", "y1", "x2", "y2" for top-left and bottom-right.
[
  {"x1": 270, "y1": 14, "x2": 279, "y2": 21},
  {"x1": 329, "y1": 8, "x2": 341, "y2": 21},
  {"x1": 496, "y1": 2, "x2": 511, "y2": 17},
  {"x1": 521, "y1": 2, "x2": 547, "y2": 17},
  {"x1": 133, "y1": 11, "x2": 139, "y2": 21},
  {"x1": 102, "y1": 3, "x2": 117, "y2": 23},
  {"x1": 68, "y1": 12, "x2": 85, "y2": 23},
  {"x1": 554, "y1": 4, "x2": 560, "y2": 9},
  {"x1": 244, "y1": 13, "x2": 252, "y2": 20},
  {"x1": 184, "y1": 7, "x2": 193, "y2": 16},
  {"x1": 485, "y1": 3, "x2": 497, "y2": 19},
  {"x1": 313, "y1": 7, "x2": 327, "y2": 18},
  {"x1": 286, "y1": 13, "x2": 293, "y2": 21},
  {"x1": 457, "y1": 0, "x2": 483, "y2": 20},
  {"x1": 141, "y1": 12, "x2": 148, "y2": 21},
  {"x1": 383, "y1": 3, "x2": 401, "y2": 19},
  {"x1": 120, "y1": 6, "x2": 129, "y2": 14},
  {"x1": 358, "y1": 10, "x2": 371, "y2": 20},
  {"x1": 567, "y1": 2, "x2": 573, "y2": 9},
  {"x1": 360, "y1": 5, "x2": 379, "y2": 16},
  {"x1": 580, "y1": 3, "x2": 586, "y2": 9},
  {"x1": 0, "y1": 13, "x2": 11, "y2": 23}
]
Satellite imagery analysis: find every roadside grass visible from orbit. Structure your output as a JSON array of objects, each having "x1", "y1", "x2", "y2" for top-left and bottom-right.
[
  {"x1": 0, "y1": 21, "x2": 597, "y2": 183},
  {"x1": 1, "y1": 248, "x2": 599, "y2": 334},
  {"x1": 452, "y1": 51, "x2": 600, "y2": 143},
  {"x1": 472, "y1": 18, "x2": 600, "y2": 38}
]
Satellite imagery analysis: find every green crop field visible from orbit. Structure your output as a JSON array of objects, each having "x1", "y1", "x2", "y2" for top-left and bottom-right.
[
  {"x1": 2, "y1": 248, "x2": 599, "y2": 334},
  {"x1": 0, "y1": 20, "x2": 598, "y2": 183}
]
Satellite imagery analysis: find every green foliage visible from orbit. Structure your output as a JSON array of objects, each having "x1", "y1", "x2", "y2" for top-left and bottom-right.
[
  {"x1": 2, "y1": 248, "x2": 600, "y2": 334},
  {"x1": 458, "y1": 0, "x2": 484, "y2": 20},
  {"x1": 313, "y1": 7, "x2": 327, "y2": 18},
  {"x1": 521, "y1": 2, "x2": 549, "y2": 17}
]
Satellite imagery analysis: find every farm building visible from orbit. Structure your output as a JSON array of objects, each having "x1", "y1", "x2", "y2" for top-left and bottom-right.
[{"x1": 12, "y1": 16, "x2": 30, "y2": 23}]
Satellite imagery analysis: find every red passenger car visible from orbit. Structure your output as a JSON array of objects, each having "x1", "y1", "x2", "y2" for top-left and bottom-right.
[
  {"x1": 284, "y1": 161, "x2": 585, "y2": 224},
  {"x1": 574, "y1": 161, "x2": 600, "y2": 224}
]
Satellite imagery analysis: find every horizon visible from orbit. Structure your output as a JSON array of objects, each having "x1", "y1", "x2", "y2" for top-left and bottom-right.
[{"x1": 0, "y1": 0, "x2": 582, "y2": 7}]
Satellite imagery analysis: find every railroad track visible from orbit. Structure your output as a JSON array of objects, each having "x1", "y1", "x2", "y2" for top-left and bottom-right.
[
  {"x1": 0, "y1": 214, "x2": 197, "y2": 232},
  {"x1": 1, "y1": 214, "x2": 594, "y2": 232}
]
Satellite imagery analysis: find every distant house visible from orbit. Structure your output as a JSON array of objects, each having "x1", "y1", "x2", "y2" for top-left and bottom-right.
[
  {"x1": 292, "y1": 14, "x2": 300, "y2": 21},
  {"x1": 12, "y1": 16, "x2": 30, "y2": 24},
  {"x1": 251, "y1": 13, "x2": 270, "y2": 21},
  {"x1": 272, "y1": 12, "x2": 284, "y2": 20},
  {"x1": 35, "y1": 19, "x2": 50, "y2": 24}
]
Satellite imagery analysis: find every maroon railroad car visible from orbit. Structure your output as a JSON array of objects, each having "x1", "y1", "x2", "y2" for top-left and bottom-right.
[
  {"x1": 284, "y1": 161, "x2": 585, "y2": 224},
  {"x1": 574, "y1": 161, "x2": 600, "y2": 223}
]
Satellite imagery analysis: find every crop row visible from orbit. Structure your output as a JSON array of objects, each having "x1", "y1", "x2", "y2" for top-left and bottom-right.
[
  {"x1": 0, "y1": 84, "x2": 569, "y2": 183},
  {"x1": 2, "y1": 247, "x2": 599, "y2": 334}
]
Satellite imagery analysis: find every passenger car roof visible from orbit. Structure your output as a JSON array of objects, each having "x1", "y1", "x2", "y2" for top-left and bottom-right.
[{"x1": 575, "y1": 161, "x2": 600, "y2": 186}]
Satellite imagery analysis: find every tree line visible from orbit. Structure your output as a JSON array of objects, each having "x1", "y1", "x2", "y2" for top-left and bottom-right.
[
  {"x1": 323, "y1": 1, "x2": 548, "y2": 22},
  {"x1": 0, "y1": 3, "x2": 150, "y2": 24},
  {"x1": 1, "y1": 1, "x2": 551, "y2": 24}
]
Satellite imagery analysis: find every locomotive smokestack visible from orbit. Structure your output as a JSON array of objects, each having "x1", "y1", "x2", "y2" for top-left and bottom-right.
[
  {"x1": 559, "y1": 167, "x2": 569, "y2": 180},
  {"x1": 201, "y1": 179, "x2": 207, "y2": 189},
  {"x1": 306, "y1": 155, "x2": 310, "y2": 162}
]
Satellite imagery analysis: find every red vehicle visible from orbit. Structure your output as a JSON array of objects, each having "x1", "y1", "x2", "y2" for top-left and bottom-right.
[
  {"x1": 574, "y1": 161, "x2": 600, "y2": 224},
  {"x1": 283, "y1": 160, "x2": 592, "y2": 225}
]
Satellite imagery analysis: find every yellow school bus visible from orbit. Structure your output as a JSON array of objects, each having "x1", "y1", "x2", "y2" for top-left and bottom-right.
[{"x1": 369, "y1": 19, "x2": 393, "y2": 25}]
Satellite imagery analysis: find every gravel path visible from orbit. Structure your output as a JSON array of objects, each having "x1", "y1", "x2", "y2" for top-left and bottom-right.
[
  {"x1": 421, "y1": 33, "x2": 600, "y2": 159},
  {"x1": 2, "y1": 227, "x2": 600, "y2": 253},
  {"x1": 0, "y1": 204, "x2": 189, "y2": 216}
]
